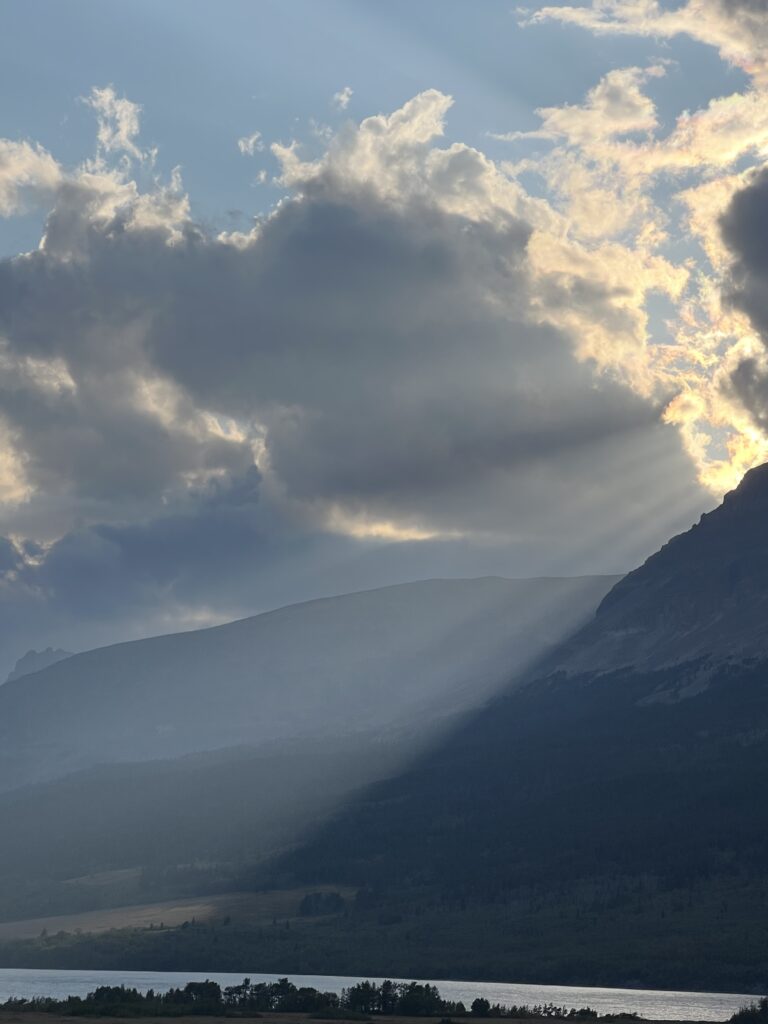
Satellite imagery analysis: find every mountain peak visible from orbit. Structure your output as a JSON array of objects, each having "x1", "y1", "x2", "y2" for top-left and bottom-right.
[
  {"x1": 5, "y1": 648, "x2": 73, "y2": 684},
  {"x1": 550, "y1": 463, "x2": 768, "y2": 673},
  {"x1": 722, "y1": 461, "x2": 768, "y2": 509}
]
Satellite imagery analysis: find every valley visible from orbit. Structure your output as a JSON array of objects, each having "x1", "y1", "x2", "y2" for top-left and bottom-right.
[{"x1": 5, "y1": 472, "x2": 768, "y2": 990}]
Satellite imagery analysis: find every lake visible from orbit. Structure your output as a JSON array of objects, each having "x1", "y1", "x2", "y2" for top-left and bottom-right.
[{"x1": 0, "y1": 969, "x2": 759, "y2": 1021}]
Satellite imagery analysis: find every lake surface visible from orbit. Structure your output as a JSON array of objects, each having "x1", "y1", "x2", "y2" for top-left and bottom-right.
[{"x1": 0, "y1": 969, "x2": 759, "y2": 1021}]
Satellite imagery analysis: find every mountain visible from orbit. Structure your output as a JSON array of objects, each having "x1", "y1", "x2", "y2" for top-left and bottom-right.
[
  {"x1": 0, "y1": 574, "x2": 617, "y2": 793},
  {"x1": 133, "y1": 466, "x2": 768, "y2": 992},
  {"x1": 11, "y1": 474, "x2": 768, "y2": 988},
  {"x1": 0, "y1": 731, "x2": 414, "y2": 923},
  {"x1": 0, "y1": 574, "x2": 617, "y2": 924},
  {"x1": 551, "y1": 462, "x2": 768, "y2": 673},
  {"x1": 5, "y1": 647, "x2": 73, "y2": 683}
]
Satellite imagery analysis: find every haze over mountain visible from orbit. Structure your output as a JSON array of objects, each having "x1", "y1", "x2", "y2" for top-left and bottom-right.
[
  {"x1": 0, "y1": 573, "x2": 621, "y2": 927},
  {"x1": 5, "y1": 648, "x2": 73, "y2": 683},
  {"x1": 0, "y1": 574, "x2": 617, "y2": 795}
]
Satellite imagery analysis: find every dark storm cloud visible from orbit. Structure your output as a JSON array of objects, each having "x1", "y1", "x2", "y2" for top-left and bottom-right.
[
  {"x1": 0, "y1": 202, "x2": 253, "y2": 510},
  {"x1": 720, "y1": 169, "x2": 768, "y2": 429},
  {"x1": 0, "y1": 372, "x2": 251, "y2": 503},
  {"x1": 721, "y1": 169, "x2": 768, "y2": 278},
  {"x1": 720, "y1": 0, "x2": 768, "y2": 16},
  {"x1": 0, "y1": 537, "x2": 20, "y2": 574}
]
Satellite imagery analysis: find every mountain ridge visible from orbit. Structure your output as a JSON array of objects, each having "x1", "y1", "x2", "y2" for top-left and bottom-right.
[
  {"x1": 0, "y1": 574, "x2": 618, "y2": 793},
  {"x1": 5, "y1": 647, "x2": 74, "y2": 684},
  {"x1": 535, "y1": 465, "x2": 768, "y2": 675}
]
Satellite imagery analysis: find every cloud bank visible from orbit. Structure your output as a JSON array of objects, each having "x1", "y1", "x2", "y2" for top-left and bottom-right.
[{"x1": 7, "y1": 28, "x2": 766, "y2": 662}]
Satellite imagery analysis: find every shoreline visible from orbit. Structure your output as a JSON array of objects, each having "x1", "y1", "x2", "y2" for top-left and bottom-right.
[{"x1": 0, "y1": 1013, "x2": 722, "y2": 1024}]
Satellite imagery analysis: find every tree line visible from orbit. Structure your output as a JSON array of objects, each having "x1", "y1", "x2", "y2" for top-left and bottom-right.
[
  {"x1": 731, "y1": 1000, "x2": 768, "y2": 1024},
  {"x1": 0, "y1": 978, "x2": 622, "y2": 1019}
]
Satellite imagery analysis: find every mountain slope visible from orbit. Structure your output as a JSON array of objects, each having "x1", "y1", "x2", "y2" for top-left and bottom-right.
[
  {"x1": 6, "y1": 475, "x2": 768, "y2": 986},
  {"x1": 552, "y1": 462, "x2": 768, "y2": 673},
  {"x1": 0, "y1": 574, "x2": 617, "y2": 792},
  {"x1": 233, "y1": 468, "x2": 768, "y2": 989},
  {"x1": 0, "y1": 730, "x2": 412, "y2": 922},
  {"x1": 5, "y1": 648, "x2": 73, "y2": 683}
]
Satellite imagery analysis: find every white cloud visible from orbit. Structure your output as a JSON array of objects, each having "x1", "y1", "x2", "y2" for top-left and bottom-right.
[
  {"x1": 0, "y1": 140, "x2": 62, "y2": 217},
  {"x1": 84, "y1": 86, "x2": 145, "y2": 161},
  {"x1": 528, "y1": 0, "x2": 768, "y2": 85},
  {"x1": 237, "y1": 131, "x2": 264, "y2": 156},
  {"x1": 506, "y1": 66, "x2": 663, "y2": 147},
  {"x1": 333, "y1": 85, "x2": 353, "y2": 110}
]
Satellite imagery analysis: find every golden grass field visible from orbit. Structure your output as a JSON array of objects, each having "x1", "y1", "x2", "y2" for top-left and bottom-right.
[{"x1": 0, "y1": 885, "x2": 355, "y2": 941}]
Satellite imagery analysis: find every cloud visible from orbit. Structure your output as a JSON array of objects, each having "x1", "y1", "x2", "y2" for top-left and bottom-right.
[
  {"x1": 0, "y1": 81, "x2": 717, "y2": 663},
  {"x1": 721, "y1": 169, "x2": 768, "y2": 281},
  {"x1": 0, "y1": 140, "x2": 61, "y2": 217},
  {"x1": 494, "y1": 0, "x2": 768, "y2": 491},
  {"x1": 333, "y1": 86, "x2": 354, "y2": 110},
  {"x1": 84, "y1": 86, "x2": 146, "y2": 161},
  {"x1": 501, "y1": 66, "x2": 663, "y2": 147},
  {"x1": 528, "y1": 0, "x2": 768, "y2": 84},
  {"x1": 0, "y1": 467, "x2": 350, "y2": 664},
  {"x1": 3, "y1": 89, "x2": 701, "y2": 530},
  {"x1": 717, "y1": 169, "x2": 768, "y2": 433},
  {"x1": 237, "y1": 131, "x2": 264, "y2": 156}
]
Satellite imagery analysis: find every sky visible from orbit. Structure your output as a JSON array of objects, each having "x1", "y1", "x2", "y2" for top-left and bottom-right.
[{"x1": 1, "y1": 0, "x2": 768, "y2": 666}]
